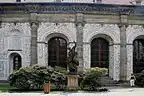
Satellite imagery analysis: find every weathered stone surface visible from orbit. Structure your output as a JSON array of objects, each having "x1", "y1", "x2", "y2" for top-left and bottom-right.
[
  {"x1": 0, "y1": 23, "x2": 31, "y2": 80},
  {"x1": 83, "y1": 24, "x2": 120, "y2": 80},
  {"x1": 67, "y1": 75, "x2": 79, "y2": 90},
  {"x1": 37, "y1": 23, "x2": 76, "y2": 66},
  {"x1": 0, "y1": 3, "x2": 144, "y2": 81},
  {"x1": 119, "y1": 24, "x2": 128, "y2": 81}
]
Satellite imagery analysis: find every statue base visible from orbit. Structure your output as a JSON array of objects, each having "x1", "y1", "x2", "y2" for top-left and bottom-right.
[{"x1": 67, "y1": 75, "x2": 79, "y2": 91}]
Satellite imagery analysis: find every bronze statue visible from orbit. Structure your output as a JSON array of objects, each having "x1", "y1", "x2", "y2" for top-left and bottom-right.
[{"x1": 66, "y1": 41, "x2": 79, "y2": 74}]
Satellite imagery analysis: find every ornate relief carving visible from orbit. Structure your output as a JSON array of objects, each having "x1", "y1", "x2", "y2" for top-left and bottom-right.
[
  {"x1": 0, "y1": 3, "x2": 136, "y2": 15},
  {"x1": 83, "y1": 44, "x2": 91, "y2": 69},
  {"x1": 30, "y1": 22, "x2": 39, "y2": 28},
  {"x1": 83, "y1": 24, "x2": 120, "y2": 43},
  {"x1": 0, "y1": 23, "x2": 31, "y2": 80},
  {"x1": 127, "y1": 25, "x2": 144, "y2": 44},
  {"x1": 0, "y1": 61, "x2": 4, "y2": 78},
  {"x1": 38, "y1": 23, "x2": 76, "y2": 42},
  {"x1": 113, "y1": 45, "x2": 120, "y2": 81},
  {"x1": 127, "y1": 45, "x2": 133, "y2": 80},
  {"x1": 37, "y1": 22, "x2": 76, "y2": 65}
]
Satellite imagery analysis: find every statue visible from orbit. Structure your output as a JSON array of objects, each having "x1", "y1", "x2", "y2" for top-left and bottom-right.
[{"x1": 66, "y1": 41, "x2": 79, "y2": 74}]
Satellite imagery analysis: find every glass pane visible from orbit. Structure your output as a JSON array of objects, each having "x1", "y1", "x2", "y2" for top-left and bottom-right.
[
  {"x1": 133, "y1": 39, "x2": 144, "y2": 73},
  {"x1": 91, "y1": 38, "x2": 109, "y2": 68},
  {"x1": 48, "y1": 37, "x2": 67, "y2": 68},
  {"x1": 13, "y1": 55, "x2": 21, "y2": 70}
]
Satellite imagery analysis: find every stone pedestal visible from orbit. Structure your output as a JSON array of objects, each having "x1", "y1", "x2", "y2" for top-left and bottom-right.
[{"x1": 67, "y1": 75, "x2": 79, "y2": 90}]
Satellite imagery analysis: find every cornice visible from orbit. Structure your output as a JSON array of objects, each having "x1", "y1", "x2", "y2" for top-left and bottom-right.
[{"x1": 0, "y1": 3, "x2": 143, "y2": 15}]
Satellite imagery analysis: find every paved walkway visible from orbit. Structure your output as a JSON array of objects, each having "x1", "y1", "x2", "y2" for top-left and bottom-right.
[{"x1": 0, "y1": 88, "x2": 144, "y2": 96}]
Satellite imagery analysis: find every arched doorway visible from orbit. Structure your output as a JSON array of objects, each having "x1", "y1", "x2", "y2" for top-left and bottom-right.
[
  {"x1": 133, "y1": 39, "x2": 144, "y2": 73},
  {"x1": 91, "y1": 38, "x2": 109, "y2": 68},
  {"x1": 9, "y1": 53, "x2": 22, "y2": 71},
  {"x1": 48, "y1": 37, "x2": 67, "y2": 68}
]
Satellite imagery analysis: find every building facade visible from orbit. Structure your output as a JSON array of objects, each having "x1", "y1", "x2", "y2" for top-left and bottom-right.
[{"x1": 0, "y1": 2, "x2": 144, "y2": 81}]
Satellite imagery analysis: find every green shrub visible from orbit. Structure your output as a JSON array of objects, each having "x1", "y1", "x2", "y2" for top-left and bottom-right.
[
  {"x1": 53, "y1": 66, "x2": 67, "y2": 74},
  {"x1": 8, "y1": 65, "x2": 66, "y2": 90},
  {"x1": 80, "y1": 67, "x2": 108, "y2": 91},
  {"x1": 135, "y1": 71, "x2": 144, "y2": 87},
  {"x1": 51, "y1": 71, "x2": 67, "y2": 90}
]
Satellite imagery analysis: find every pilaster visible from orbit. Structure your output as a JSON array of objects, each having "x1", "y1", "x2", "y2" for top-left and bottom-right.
[
  {"x1": 37, "y1": 42, "x2": 47, "y2": 66},
  {"x1": 127, "y1": 44, "x2": 133, "y2": 80},
  {"x1": 75, "y1": 13, "x2": 85, "y2": 72},
  {"x1": 113, "y1": 44, "x2": 120, "y2": 81},
  {"x1": 30, "y1": 13, "x2": 39, "y2": 65},
  {"x1": 83, "y1": 42, "x2": 91, "y2": 70},
  {"x1": 119, "y1": 24, "x2": 128, "y2": 81}
]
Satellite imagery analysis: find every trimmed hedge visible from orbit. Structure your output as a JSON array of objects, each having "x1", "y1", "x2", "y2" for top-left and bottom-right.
[
  {"x1": 80, "y1": 67, "x2": 108, "y2": 91},
  {"x1": 8, "y1": 65, "x2": 66, "y2": 90},
  {"x1": 135, "y1": 71, "x2": 144, "y2": 87}
]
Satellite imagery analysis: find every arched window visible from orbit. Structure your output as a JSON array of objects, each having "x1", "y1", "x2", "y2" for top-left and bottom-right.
[
  {"x1": 13, "y1": 54, "x2": 21, "y2": 70},
  {"x1": 48, "y1": 37, "x2": 67, "y2": 68},
  {"x1": 133, "y1": 39, "x2": 144, "y2": 73},
  {"x1": 91, "y1": 38, "x2": 109, "y2": 68}
]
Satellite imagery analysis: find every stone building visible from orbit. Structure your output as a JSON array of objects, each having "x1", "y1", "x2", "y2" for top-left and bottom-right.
[{"x1": 0, "y1": 2, "x2": 144, "y2": 81}]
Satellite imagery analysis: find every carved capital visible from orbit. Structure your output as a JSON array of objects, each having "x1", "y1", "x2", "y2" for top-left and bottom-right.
[
  {"x1": 118, "y1": 23, "x2": 128, "y2": 28},
  {"x1": 75, "y1": 21, "x2": 85, "y2": 27},
  {"x1": 30, "y1": 22, "x2": 39, "y2": 28},
  {"x1": 118, "y1": 24, "x2": 128, "y2": 32},
  {"x1": 75, "y1": 13, "x2": 85, "y2": 27}
]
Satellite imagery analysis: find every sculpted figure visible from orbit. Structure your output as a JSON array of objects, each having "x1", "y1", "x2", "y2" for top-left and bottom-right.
[{"x1": 66, "y1": 41, "x2": 79, "y2": 74}]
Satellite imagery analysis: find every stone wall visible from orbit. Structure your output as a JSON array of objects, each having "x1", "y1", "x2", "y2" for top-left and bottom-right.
[
  {"x1": 0, "y1": 23, "x2": 31, "y2": 80},
  {"x1": 0, "y1": 3, "x2": 144, "y2": 81},
  {"x1": 126, "y1": 25, "x2": 144, "y2": 80},
  {"x1": 37, "y1": 22, "x2": 76, "y2": 66},
  {"x1": 0, "y1": 21, "x2": 144, "y2": 81},
  {"x1": 83, "y1": 24, "x2": 120, "y2": 80}
]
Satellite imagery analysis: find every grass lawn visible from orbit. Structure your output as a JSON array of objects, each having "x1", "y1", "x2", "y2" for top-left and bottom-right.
[
  {"x1": 0, "y1": 83, "x2": 18, "y2": 92},
  {"x1": 0, "y1": 83, "x2": 66, "y2": 92},
  {"x1": 0, "y1": 83, "x2": 10, "y2": 92}
]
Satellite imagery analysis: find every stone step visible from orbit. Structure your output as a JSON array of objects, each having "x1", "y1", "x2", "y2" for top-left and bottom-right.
[
  {"x1": 0, "y1": 80, "x2": 8, "y2": 83},
  {"x1": 100, "y1": 76, "x2": 131, "y2": 87},
  {"x1": 100, "y1": 76, "x2": 120, "y2": 86}
]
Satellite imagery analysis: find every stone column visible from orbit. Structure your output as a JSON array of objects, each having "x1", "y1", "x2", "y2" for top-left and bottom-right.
[
  {"x1": 75, "y1": 13, "x2": 85, "y2": 72},
  {"x1": 119, "y1": 24, "x2": 128, "y2": 81},
  {"x1": 30, "y1": 22, "x2": 39, "y2": 65}
]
